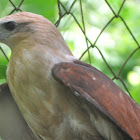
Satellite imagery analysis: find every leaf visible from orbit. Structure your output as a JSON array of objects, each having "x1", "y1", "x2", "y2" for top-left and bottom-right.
[{"x1": 0, "y1": 65, "x2": 7, "y2": 79}]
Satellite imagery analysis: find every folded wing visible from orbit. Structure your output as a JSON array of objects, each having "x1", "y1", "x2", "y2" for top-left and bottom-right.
[{"x1": 52, "y1": 60, "x2": 140, "y2": 140}]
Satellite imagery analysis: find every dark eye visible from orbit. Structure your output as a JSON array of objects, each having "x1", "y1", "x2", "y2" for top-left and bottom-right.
[{"x1": 4, "y1": 21, "x2": 16, "y2": 31}]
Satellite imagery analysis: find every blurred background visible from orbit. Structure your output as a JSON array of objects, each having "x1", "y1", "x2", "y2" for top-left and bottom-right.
[{"x1": 0, "y1": 0, "x2": 140, "y2": 104}]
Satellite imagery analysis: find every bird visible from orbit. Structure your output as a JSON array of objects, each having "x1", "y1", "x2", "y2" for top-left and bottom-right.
[{"x1": 0, "y1": 12, "x2": 140, "y2": 140}]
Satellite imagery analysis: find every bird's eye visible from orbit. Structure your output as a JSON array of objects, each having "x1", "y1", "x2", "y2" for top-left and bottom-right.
[{"x1": 4, "y1": 21, "x2": 16, "y2": 31}]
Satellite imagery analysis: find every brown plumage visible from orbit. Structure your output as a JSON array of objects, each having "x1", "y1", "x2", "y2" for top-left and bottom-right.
[{"x1": 0, "y1": 12, "x2": 139, "y2": 140}]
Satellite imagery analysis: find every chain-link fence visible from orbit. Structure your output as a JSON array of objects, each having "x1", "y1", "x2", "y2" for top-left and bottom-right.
[{"x1": 0, "y1": 0, "x2": 140, "y2": 101}]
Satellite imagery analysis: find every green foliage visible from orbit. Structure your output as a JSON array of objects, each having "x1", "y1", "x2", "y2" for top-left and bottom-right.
[
  {"x1": 0, "y1": 65, "x2": 7, "y2": 79},
  {"x1": 22, "y1": 0, "x2": 57, "y2": 23}
]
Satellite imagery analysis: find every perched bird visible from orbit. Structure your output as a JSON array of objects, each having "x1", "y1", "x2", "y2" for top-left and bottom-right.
[{"x1": 0, "y1": 12, "x2": 140, "y2": 140}]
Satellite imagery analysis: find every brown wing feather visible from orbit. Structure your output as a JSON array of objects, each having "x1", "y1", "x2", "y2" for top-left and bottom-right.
[
  {"x1": 52, "y1": 60, "x2": 140, "y2": 140},
  {"x1": 0, "y1": 83, "x2": 36, "y2": 140}
]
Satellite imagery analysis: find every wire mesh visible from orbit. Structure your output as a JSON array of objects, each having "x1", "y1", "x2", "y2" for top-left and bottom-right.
[{"x1": 0, "y1": 0, "x2": 140, "y2": 99}]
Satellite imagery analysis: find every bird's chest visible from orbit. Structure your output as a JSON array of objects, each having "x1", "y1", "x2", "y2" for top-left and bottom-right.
[
  {"x1": 6, "y1": 52, "x2": 94, "y2": 140},
  {"x1": 6, "y1": 52, "x2": 58, "y2": 132}
]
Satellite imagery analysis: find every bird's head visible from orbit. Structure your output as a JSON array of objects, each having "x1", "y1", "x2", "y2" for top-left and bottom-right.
[
  {"x1": 0, "y1": 12, "x2": 72, "y2": 55},
  {"x1": 0, "y1": 12, "x2": 42, "y2": 48}
]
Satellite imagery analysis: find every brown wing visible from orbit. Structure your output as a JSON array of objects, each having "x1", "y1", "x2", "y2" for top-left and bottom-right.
[
  {"x1": 0, "y1": 83, "x2": 36, "y2": 140},
  {"x1": 52, "y1": 60, "x2": 140, "y2": 140}
]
